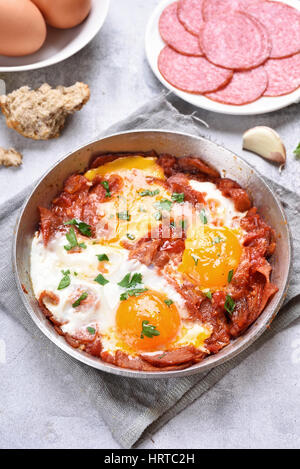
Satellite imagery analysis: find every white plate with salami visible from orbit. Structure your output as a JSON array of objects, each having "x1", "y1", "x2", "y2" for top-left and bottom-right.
[{"x1": 145, "y1": 0, "x2": 300, "y2": 115}]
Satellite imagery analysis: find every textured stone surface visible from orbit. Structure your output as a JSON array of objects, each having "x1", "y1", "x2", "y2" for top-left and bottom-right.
[{"x1": 0, "y1": 0, "x2": 300, "y2": 449}]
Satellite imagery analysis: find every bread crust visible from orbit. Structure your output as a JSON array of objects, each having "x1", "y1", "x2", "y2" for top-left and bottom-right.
[
  {"x1": 0, "y1": 82, "x2": 90, "y2": 140},
  {"x1": 0, "y1": 147, "x2": 22, "y2": 167}
]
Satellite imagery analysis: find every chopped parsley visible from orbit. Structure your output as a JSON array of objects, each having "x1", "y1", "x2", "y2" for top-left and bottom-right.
[
  {"x1": 118, "y1": 273, "x2": 142, "y2": 289},
  {"x1": 94, "y1": 274, "x2": 109, "y2": 286},
  {"x1": 154, "y1": 199, "x2": 172, "y2": 212},
  {"x1": 199, "y1": 209, "x2": 208, "y2": 225},
  {"x1": 64, "y1": 227, "x2": 87, "y2": 251},
  {"x1": 72, "y1": 292, "x2": 88, "y2": 308},
  {"x1": 126, "y1": 233, "x2": 135, "y2": 240},
  {"x1": 212, "y1": 236, "x2": 223, "y2": 245},
  {"x1": 96, "y1": 254, "x2": 109, "y2": 262},
  {"x1": 117, "y1": 211, "x2": 130, "y2": 221},
  {"x1": 140, "y1": 320, "x2": 160, "y2": 339},
  {"x1": 87, "y1": 326, "x2": 96, "y2": 335},
  {"x1": 120, "y1": 288, "x2": 148, "y2": 301},
  {"x1": 228, "y1": 269, "x2": 234, "y2": 283},
  {"x1": 164, "y1": 299, "x2": 174, "y2": 307},
  {"x1": 57, "y1": 269, "x2": 71, "y2": 290},
  {"x1": 171, "y1": 192, "x2": 185, "y2": 203},
  {"x1": 205, "y1": 290, "x2": 212, "y2": 300},
  {"x1": 101, "y1": 180, "x2": 111, "y2": 198},
  {"x1": 64, "y1": 219, "x2": 92, "y2": 237},
  {"x1": 224, "y1": 295, "x2": 235, "y2": 315},
  {"x1": 118, "y1": 273, "x2": 147, "y2": 300},
  {"x1": 293, "y1": 142, "x2": 300, "y2": 159},
  {"x1": 191, "y1": 254, "x2": 199, "y2": 266},
  {"x1": 139, "y1": 189, "x2": 160, "y2": 197},
  {"x1": 180, "y1": 219, "x2": 187, "y2": 230}
]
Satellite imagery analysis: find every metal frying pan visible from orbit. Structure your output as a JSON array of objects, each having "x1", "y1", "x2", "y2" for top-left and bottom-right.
[{"x1": 13, "y1": 130, "x2": 291, "y2": 378}]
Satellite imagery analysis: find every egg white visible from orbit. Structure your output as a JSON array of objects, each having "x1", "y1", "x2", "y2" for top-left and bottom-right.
[
  {"x1": 30, "y1": 232, "x2": 190, "y2": 352},
  {"x1": 189, "y1": 179, "x2": 247, "y2": 227}
]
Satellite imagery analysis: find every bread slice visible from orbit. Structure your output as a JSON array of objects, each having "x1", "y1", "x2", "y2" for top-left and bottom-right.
[
  {"x1": 0, "y1": 82, "x2": 90, "y2": 140},
  {"x1": 0, "y1": 147, "x2": 22, "y2": 167}
]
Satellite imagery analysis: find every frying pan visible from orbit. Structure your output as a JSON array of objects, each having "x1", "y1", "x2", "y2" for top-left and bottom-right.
[{"x1": 13, "y1": 130, "x2": 291, "y2": 378}]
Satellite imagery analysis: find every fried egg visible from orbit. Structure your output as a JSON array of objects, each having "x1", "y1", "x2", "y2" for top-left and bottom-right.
[
  {"x1": 31, "y1": 232, "x2": 211, "y2": 355},
  {"x1": 85, "y1": 156, "x2": 172, "y2": 245}
]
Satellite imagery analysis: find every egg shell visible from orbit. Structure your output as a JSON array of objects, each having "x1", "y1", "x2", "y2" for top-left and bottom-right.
[
  {"x1": 0, "y1": 0, "x2": 46, "y2": 57},
  {"x1": 32, "y1": 0, "x2": 92, "y2": 29}
]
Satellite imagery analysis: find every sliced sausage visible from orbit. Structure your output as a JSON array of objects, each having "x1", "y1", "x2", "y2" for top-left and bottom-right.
[{"x1": 158, "y1": 46, "x2": 233, "y2": 93}]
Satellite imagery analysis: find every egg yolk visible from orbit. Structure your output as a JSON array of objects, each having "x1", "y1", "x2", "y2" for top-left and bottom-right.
[
  {"x1": 84, "y1": 156, "x2": 165, "y2": 181},
  {"x1": 116, "y1": 291, "x2": 181, "y2": 352},
  {"x1": 178, "y1": 225, "x2": 242, "y2": 289}
]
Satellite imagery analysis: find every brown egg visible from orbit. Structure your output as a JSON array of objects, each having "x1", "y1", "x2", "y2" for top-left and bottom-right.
[
  {"x1": 0, "y1": 0, "x2": 46, "y2": 56},
  {"x1": 32, "y1": 0, "x2": 92, "y2": 29}
]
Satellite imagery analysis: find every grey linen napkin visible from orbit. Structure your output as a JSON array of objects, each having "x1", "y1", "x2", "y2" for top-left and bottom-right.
[{"x1": 1, "y1": 95, "x2": 300, "y2": 449}]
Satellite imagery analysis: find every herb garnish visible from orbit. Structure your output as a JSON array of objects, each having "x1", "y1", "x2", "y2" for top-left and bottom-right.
[
  {"x1": 154, "y1": 199, "x2": 172, "y2": 212},
  {"x1": 205, "y1": 290, "x2": 212, "y2": 300},
  {"x1": 117, "y1": 211, "x2": 130, "y2": 221},
  {"x1": 118, "y1": 273, "x2": 147, "y2": 300},
  {"x1": 140, "y1": 320, "x2": 160, "y2": 339},
  {"x1": 96, "y1": 254, "x2": 109, "y2": 262},
  {"x1": 64, "y1": 228, "x2": 87, "y2": 251},
  {"x1": 87, "y1": 326, "x2": 96, "y2": 335},
  {"x1": 101, "y1": 180, "x2": 111, "y2": 198},
  {"x1": 212, "y1": 236, "x2": 223, "y2": 245},
  {"x1": 228, "y1": 269, "x2": 234, "y2": 283},
  {"x1": 126, "y1": 233, "x2": 135, "y2": 240},
  {"x1": 94, "y1": 274, "x2": 109, "y2": 286},
  {"x1": 118, "y1": 273, "x2": 142, "y2": 289},
  {"x1": 164, "y1": 299, "x2": 174, "y2": 307},
  {"x1": 224, "y1": 295, "x2": 235, "y2": 315},
  {"x1": 191, "y1": 254, "x2": 199, "y2": 266},
  {"x1": 171, "y1": 193, "x2": 185, "y2": 203},
  {"x1": 72, "y1": 292, "x2": 88, "y2": 308},
  {"x1": 57, "y1": 269, "x2": 71, "y2": 290},
  {"x1": 120, "y1": 288, "x2": 148, "y2": 301},
  {"x1": 64, "y1": 219, "x2": 92, "y2": 237},
  {"x1": 293, "y1": 142, "x2": 300, "y2": 159},
  {"x1": 200, "y1": 209, "x2": 208, "y2": 225},
  {"x1": 139, "y1": 189, "x2": 160, "y2": 197}
]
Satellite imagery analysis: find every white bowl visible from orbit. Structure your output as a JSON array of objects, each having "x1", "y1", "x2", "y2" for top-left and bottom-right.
[
  {"x1": 145, "y1": 0, "x2": 300, "y2": 115},
  {"x1": 0, "y1": 0, "x2": 110, "y2": 72}
]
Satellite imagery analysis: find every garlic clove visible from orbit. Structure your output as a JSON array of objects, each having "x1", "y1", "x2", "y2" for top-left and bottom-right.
[{"x1": 242, "y1": 126, "x2": 286, "y2": 165}]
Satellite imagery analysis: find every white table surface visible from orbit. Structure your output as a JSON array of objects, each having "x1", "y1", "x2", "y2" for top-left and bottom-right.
[{"x1": 0, "y1": 0, "x2": 299, "y2": 449}]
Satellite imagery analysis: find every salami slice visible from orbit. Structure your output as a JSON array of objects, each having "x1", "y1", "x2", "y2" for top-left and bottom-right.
[
  {"x1": 202, "y1": 0, "x2": 263, "y2": 21},
  {"x1": 159, "y1": 2, "x2": 202, "y2": 56},
  {"x1": 205, "y1": 67, "x2": 268, "y2": 105},
  {"x1": 158, "y1": 46, "x2": 233, "y2": 93},
  {"x1": 177, "y1": 0, "x2": 205, "y2": 36},
  {"x1": 264, "y1": 54, "x2": 300, "y2": 97},
  {"x1": 246, "y1": 1, "x2": 300, "y2": 59},
  {"x1": 200, "y1": 12, "x2": 271, "y2": 70}
]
